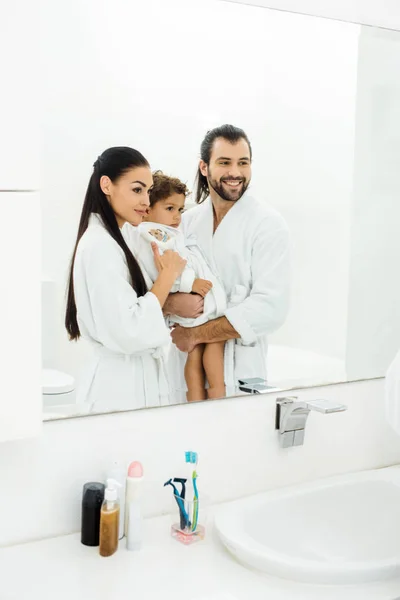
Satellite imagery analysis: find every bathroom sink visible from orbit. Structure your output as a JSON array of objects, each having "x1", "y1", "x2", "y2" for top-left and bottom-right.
[{"x1": 214, "y1": 466, "x2": 400, "y2": 584}]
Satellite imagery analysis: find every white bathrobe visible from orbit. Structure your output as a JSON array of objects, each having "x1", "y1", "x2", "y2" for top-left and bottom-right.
[
  {"x1": 131, "y1": 221, "x2": 227, "y2": 327},
  {"x1": 73, "y1": 214, "x2": 171, "y2": 413},
  {"x1": 169, "y1": 193, "x2": 291, "y2": 398}
]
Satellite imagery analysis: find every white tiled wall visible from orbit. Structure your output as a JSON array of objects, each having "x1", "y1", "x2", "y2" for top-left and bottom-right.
[{"x1": 1, "y1": 378, "x2": 399, "y2": 547}]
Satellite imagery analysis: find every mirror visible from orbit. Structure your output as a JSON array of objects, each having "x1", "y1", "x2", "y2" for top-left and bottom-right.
[{"x1": 40, "y1": 0, "x2": 400, "y2": 419}]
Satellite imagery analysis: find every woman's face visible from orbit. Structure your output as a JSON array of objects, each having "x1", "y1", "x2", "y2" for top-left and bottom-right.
[
  {"x1": 145, "y1": 193, "x2": 185, "y2": 228},
  {"x1": 100, "y1": 167, "x2": 153, "y2": 227}
]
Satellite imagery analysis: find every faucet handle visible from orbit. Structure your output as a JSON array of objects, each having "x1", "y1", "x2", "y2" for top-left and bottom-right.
[
  {"x1": 275, "y1": 396, "x2": 347, "y2": 448},
  {"x1": 275, "y1": 396, "x2": 299, "y2": 429},
  {"x1": 305, "y1": 399, "x2": 347, "y2": 413}
]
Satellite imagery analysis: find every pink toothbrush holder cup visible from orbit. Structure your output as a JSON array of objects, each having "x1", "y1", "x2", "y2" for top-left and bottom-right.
[{"x1": 170, "y1": 494, "x2": 209, "y2": 545}]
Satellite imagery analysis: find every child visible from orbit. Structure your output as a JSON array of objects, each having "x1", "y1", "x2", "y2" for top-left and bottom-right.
[{"x1": 137, "y1": 170, "x2": 227, "y2": 402}]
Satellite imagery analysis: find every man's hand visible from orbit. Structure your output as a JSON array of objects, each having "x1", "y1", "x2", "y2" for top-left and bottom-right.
[
  {"x1": 170, "y1": 325, "x2": 197, "y2": 353},
  {"x1": 163, "y1": 292, "x2": 204, "y2": 319},
  {"x1": 171, "y1": 316, "x2": 240, "y2": 349}
]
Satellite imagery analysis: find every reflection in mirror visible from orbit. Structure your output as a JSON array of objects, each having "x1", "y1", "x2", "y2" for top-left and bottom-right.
[{"x1": 40, "y1": 0, "x2": 400, "y2": 419}]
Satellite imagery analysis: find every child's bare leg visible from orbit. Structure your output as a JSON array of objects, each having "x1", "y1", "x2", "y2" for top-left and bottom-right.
[
  {"x1": 185, "y1": 344, "x2": 206, "y2": 402},
  {"x1": 203, "y1": 342, "x2": 226, "y2": 400}
]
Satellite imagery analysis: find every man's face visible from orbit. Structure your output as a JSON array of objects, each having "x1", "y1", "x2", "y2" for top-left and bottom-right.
[{"x1": 200, "y1": 137, "x2": 252, "y2": 202}]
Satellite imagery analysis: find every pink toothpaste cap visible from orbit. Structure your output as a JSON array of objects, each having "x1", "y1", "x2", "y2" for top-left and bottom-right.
[{"x1": 128, "y1": 461, "x2": 144, "y2": 478}]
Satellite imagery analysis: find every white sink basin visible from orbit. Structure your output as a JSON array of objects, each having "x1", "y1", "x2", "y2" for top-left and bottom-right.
[{"x1": 215, "y1": 466, "x2": 400, "y2": 585}]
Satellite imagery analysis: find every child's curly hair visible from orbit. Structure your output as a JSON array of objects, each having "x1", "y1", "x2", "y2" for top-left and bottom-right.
[{"x1": 149, "y1": 170, "x2": 190, "y2": 207}]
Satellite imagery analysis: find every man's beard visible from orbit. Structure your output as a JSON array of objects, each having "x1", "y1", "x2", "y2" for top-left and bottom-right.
[{"x1": 208, "y1": 175, "x2": 249, "y2": 202}]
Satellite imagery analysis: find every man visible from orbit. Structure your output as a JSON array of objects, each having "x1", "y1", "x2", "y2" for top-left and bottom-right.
[{"x1": 164, "y1": 124, "x2": 291, "y2": 397}]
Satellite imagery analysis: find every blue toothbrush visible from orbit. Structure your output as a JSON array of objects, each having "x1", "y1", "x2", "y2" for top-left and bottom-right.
[
  {"x1": 192, "y1": 469, "x2": 199, "y2": 532},
  {"x1": 185, "y1": 451, "x2": 199, "y2": 532}
]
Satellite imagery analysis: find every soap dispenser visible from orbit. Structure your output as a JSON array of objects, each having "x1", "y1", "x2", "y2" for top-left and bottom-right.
[
  {"x1": 99, "y1": 479, "x2": 121, "y2": 557},
  {"x1": 81, "y1": 482, "x2": 105, "y2": 547}
]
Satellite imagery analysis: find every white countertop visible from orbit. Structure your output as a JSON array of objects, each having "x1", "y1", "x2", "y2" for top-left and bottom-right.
[{"x1": 1, "y1": 511, "x2": 399, "y2": 600}]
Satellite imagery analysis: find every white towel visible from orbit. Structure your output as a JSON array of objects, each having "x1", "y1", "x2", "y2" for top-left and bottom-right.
[{"x1": 385, "y1": 349, "x2": 400, "y2": 435}]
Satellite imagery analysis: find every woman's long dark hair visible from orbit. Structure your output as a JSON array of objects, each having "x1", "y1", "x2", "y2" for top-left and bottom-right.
[
  {"x1": 65, "y1": 146, "x2": 149, "y2": 341},
  {"x1": 194, "y1": 124, "x2": 252, "y2": 204}
]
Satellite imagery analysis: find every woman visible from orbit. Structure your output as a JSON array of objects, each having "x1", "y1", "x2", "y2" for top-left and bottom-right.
[{"x1": 65, "y1": 147, "x2": 186, "y2": 413}]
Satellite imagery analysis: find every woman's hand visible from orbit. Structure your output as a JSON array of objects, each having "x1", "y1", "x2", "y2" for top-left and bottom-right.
[{"x1": 152, "y1": 243, "x2": 186, "y2": 280}]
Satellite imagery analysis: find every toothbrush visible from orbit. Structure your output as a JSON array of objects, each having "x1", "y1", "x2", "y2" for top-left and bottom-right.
[
  {"x1": 185, "y1": 451, "x2": 199, "y2": 532},
  {"x1": 192, "y1": 469, "x2": 199, "y2": 532},
  {"x1": 164, "y1": 479, "x2": 190, "y2": 530}
]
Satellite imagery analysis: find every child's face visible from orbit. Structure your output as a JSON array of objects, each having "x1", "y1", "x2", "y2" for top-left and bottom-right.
[{"x1": 146, "y1": 193, "x2": 185, "y2": 228}]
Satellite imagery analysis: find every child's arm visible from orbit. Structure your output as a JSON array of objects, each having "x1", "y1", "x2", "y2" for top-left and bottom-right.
[{"x1": 171, "y1": 264, "x2": 196, "y2": 293}]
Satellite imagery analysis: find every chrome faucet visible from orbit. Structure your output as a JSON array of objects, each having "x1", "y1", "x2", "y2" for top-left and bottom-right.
[{"x1": 275, "y1": 396, "x2": 347, "y2": 448}]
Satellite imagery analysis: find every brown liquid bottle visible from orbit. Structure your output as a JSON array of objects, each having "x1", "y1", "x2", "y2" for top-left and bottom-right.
[{"x1": 99, "y1": 479, "x2": 121, "y2": 557}]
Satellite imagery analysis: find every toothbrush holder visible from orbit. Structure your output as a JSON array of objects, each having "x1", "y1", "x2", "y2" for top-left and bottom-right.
[{"x1": 170, "y1": 494, "x2": 209, "y2": 546}]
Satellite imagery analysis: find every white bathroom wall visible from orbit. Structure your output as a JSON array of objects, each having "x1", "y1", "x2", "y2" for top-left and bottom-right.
[
  {"x1": 222, "y1": 0, "x2": 400, "y2": 31},
  {"x1": 346, "y1": 27, "x2": 400, "y2": 380},
  {"x1": 0, "y1": 193, "x2": 42, "y2": 442},
  {"x1": 0, "y1": 378, "x2": 398, "y2": 547},
  {"x1": 40, "y1": 0, "x2": 358, "y2": 382},
  {"x1": 0, "y1": 0, "x2": 42, "y2": 441},
  {"x1": 0, "y1": 0, "x2": 39, "y2": 189}
]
